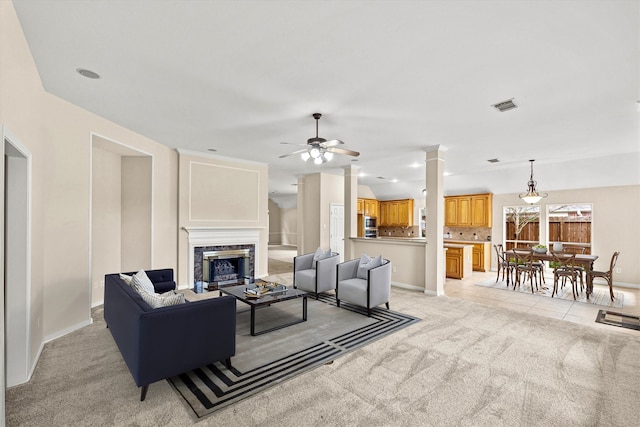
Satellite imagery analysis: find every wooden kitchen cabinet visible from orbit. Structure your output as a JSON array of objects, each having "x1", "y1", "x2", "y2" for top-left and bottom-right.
[
  {"x1": 449, "y1": 240, "x2": 492, "y2": 272},
  {"x1": 445, "y1": 244, "x2": 473, "y2": 279},
  {"x1": 379, "y1": 199, "x2": 414, "y2": 227},
  {"x1": 444, "y1": 193, "x2": 492, "y2": 227},
  {"x1": 357, "y1": 199, "x2": 364, "y2": 215},
  {"x1": 471, "y1": 242, "x2": 492, "y2": 272},
  {"x1": 362, "y1": 198, "x2": 378, "y2": 217},
  {"x1": 445, "y1": 247, "x2": 463, "y2": 279}
]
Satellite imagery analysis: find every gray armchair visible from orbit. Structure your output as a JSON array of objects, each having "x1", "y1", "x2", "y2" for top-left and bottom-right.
[
  {"x1": 293, "y1": 251, "x2": 340, "y2": 299},
  {"x1": 336, "y1": 257, "x2": 392, "y2": 316}
]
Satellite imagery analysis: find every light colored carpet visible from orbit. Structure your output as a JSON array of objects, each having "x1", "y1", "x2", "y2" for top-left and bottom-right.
[
  {"x1": 476, "y1": 276, "x2": 625, "y2": 309},
  {"x1": 6, "y1": 281, "x2": 640, "y2": 426},
  {"x1": 169, "y1": 294, "x2": 417, "y2": 418}
]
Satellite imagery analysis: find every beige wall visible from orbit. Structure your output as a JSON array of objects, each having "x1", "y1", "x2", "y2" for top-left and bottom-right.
[
  {"x1": 91, "y1": 147, "x2": 122, "y2": 307},
  {"x1": 492, "y1": 185, "x2": 640, "y2": 286},
  {"x1": 353, "y1": 239, "x2": 426, "y2": 290},
  {"x1": 121, "y1": 156, "x2": 152, "y2": 271},
  {"x1": 268, "y1": 199, "x2": 281, "y2": 244},
  {"x1": 280, "y1": 207, "x2": 297, "y2": 245},
  {"x1": 177, "y1": 150, "x2": 269, "y2": 285},
  {"x1": 0, "y1": 0, "x2": 180, "y2": 394},
  {"x1": 300, "y1": 172, "x2": 344, "y2": 253}
]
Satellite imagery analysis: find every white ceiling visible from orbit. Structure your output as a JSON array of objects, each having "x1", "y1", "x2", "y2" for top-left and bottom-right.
[{"x1": 13, "y1": 0, "x2": 640, "y2": 203}]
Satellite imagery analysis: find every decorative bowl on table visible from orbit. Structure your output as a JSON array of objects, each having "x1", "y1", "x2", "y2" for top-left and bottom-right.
[{"x1": 532, "y1": 245, "x2": 547, "y2": 254}]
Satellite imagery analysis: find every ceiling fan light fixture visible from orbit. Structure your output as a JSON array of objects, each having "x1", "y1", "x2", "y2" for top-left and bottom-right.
[
  {"x1": 309, "y1": 147, "x2": 321, "y2": 158},
  {"x1": 300, "y1": 151, "x2": 310, "y2": 162},
  {"x1": 518, "y1": 159, "x2": 547, "y2": 204},
  {"x1": 313, "y1": 156, "x2": 323, "y2": 165},
  {"x1": 323, "y1": 151, "x2": 334, "y2": 161}
]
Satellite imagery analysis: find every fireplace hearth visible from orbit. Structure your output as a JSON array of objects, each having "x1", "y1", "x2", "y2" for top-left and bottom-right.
[
  {"x1": 203, "y1": 249, "x2": 250, "y2": 288},
  {"x1": 193, "y1": 244, "x2": 255, "y2": 291}
]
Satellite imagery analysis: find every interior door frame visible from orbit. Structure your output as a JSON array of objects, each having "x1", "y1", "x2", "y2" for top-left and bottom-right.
[{"x1": 2, "y1": 125, "x2": 33, "y2": 387}]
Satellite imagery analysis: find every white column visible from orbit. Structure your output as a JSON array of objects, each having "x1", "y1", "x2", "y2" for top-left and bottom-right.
[
  {"x1": 343, "y1": 165, "x2": 360, "y2": 261},
  {"x1": 425, "y1": 147, "x2": 446, "y2": 296},
  {"x1": 296, "y1": 175, "x2": 305, "y2": 255}
]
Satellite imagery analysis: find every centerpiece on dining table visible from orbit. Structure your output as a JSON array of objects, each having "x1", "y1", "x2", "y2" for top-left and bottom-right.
[{"x1": 532, "y1": 244, "x2": 547, "y2": 254}]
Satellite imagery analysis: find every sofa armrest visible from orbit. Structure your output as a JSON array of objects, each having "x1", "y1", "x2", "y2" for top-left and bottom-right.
[
  {"x1": 135, "y1": 296, "x2": 236, "y2": 386},
  {"x1": 317, "y1": 253, "x2": 340, "y2": 281},
  {"x1": 368, "y1": 260, "x2": 392, "y2": 307},
  {"x1": 337, "y1": 258, "x2": 360, "y2": 282},
  {"x1": 294, "y1": 253, "x2": 314, "y2": 272}
]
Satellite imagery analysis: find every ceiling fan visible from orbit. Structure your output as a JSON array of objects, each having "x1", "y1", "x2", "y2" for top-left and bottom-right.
[{"x1": 279, "y1": 113, "x2": 360, "y2": 164}]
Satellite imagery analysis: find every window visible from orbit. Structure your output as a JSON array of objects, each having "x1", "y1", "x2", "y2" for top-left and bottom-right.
[
  {"x1": 546, "y1": 204, "x2": 592, "y2": 254},
  {"x1": 504, "y1": 205, "x2": 541, "y2": 251}
]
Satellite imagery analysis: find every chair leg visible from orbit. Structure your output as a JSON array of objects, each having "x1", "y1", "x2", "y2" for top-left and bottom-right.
[
  {"x1": 336, "y1": 299, "x2": 340, "y2": 307},
  {"x1": 608, "y1": 278, "x2": 615, "y2": 301},
  {"x1": 367, "y1": 307, "x2": 371, "y2": 317},
  {"x1": 140, "y1": 385, "x2": 149, "y2": 401},
  {"x1": 385, "y1": 302, "x2": 389, "y2": 310},
  {"x1": 224, "y1": 358, "x2": 232, "y2": 369}
]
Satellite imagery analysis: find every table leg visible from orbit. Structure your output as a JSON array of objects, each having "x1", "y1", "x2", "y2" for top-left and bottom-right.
[{"x1": 250, "y1": 306, "x2": 256, "y2": 336}]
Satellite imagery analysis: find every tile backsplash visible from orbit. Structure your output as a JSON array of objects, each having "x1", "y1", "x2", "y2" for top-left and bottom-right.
[
  {"x1": 379, "y1": 225, "x2": 420, "y2": 237},
  {"x1": 444, "y1": 226, "x2": 492, "y2": 241}
]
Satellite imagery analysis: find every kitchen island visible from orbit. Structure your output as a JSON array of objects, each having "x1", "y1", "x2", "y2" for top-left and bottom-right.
[{"x1": 350, "y1": 236, "x2": 475, "y2": 291}]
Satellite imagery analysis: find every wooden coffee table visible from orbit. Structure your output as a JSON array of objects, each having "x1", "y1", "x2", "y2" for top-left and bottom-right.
[{"x1": 219, "y1": 282, "x2": 308, "y2": 336}]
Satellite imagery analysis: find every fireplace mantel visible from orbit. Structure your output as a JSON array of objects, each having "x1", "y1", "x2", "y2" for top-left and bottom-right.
[{"x1": 184, "y1": 227, "x2": 261, "y2": 286}]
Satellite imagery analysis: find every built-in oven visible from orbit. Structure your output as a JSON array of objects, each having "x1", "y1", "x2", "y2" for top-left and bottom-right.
[
  {"x1": 363, "y1": 216, "x2": 378, "y2": 238},
  {"x1": 364, "y1": 229, "x2": 378, "y2": 238}
]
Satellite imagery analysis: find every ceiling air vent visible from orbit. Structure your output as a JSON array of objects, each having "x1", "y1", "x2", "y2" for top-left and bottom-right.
[
  {"x1": 492, "y1": 98, "x2": 517, "y2": 112},
  {"x1": 487, "y1": 158, "x2": 500, "y2": 163}
]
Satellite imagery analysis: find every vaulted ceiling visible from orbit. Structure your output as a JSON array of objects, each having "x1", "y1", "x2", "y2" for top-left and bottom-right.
[{"x1": 13, "y1": 0, "x2": 639, "y2": 203}]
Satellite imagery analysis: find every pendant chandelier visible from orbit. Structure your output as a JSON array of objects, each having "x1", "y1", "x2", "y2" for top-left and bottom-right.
[{"x1": 519, "y1": 159, "x2": 547, "y2": 204}]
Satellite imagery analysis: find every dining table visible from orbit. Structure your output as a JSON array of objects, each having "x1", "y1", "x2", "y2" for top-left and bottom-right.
[{"x1": 510, "y1": 250, "x2": 599, "y2": 299}]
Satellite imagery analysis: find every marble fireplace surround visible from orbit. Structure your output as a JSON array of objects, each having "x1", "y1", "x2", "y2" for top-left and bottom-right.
[{"x1": 184, "y1": 228, "x2": 261, "y2": 287}]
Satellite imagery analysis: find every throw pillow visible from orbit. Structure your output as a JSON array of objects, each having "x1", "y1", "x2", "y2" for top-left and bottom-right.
[
  {"x1": 132, "y1": 269, "x2": 155, "y2": 294},
  {"x1": 312, "y1": 247, "x2": 332, "y2": 268},
  {"x1": 357, "y1": 254, "x2": 383, "y2": 279},
  {"x1": 356, "y1": 253, "x2": 371, "y2": 279},
  {"x1": 119, "y1": 273, "x2": 133, "y2": 286},
  {"x1": 138, "y1": 289, "x2": 186, "y2": 309}
]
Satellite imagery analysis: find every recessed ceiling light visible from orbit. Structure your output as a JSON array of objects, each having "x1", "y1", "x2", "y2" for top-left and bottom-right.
[
  {"x1": 76, "y1": 68, "x2": 100, "y2": 79},
  {"x1": 409, "y1": 162, "x2": 422, "y2": 168},
  {"x1": 391, "y1": 178, "x2": 398, "y2": 183},
  {"x1": 487, "y1": 158, "x2": 500, "y2": 163}
]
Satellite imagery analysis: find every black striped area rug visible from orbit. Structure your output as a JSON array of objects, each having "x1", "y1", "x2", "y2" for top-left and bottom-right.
[{"x1": 167, "y1": 294, "x2": 419, "y2": 419}]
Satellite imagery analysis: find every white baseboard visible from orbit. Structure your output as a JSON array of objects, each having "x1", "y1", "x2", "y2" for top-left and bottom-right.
[{"x1": 43, "y1": 318, "x2": 93, "y2": 345}]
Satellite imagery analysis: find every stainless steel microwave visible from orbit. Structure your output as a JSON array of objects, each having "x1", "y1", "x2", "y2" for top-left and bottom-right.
[{"x1": 364, "y1": 216, "x2": 377, "y2": 229}]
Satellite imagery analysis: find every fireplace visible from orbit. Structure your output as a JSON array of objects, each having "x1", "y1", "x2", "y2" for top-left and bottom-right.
[
  {"x1": 203, "y1": 249, "x2": 251, "y2": 288},
  {"x1": 185, "y1": 227, "x2": 260, "y2": 290}
]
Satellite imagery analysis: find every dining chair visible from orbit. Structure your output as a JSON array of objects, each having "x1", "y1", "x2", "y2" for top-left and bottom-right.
[
  {"x1": 586, "y1": 251, "x2": 620, "y2": 302},
  {"x1": 511, "y1": 248, "x2": 539, "y2": 293},
  {"x1": 493, "y1": 244, "x2": 513, "y2": 286},
  {"x1": 550, "y1": 251, "x2": 579, "y2": 299},
  {"x1": 562, "y1": 246, "x2": 586, "y2": 290}
]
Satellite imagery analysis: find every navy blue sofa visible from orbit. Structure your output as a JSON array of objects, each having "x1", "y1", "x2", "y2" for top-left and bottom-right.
[{"x1": 104, "y1": 269, "x2": 236, "y2": 401}]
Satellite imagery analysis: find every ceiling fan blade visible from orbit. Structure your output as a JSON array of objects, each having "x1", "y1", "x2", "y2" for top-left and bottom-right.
[
  {"x1": 279, "y1": 148, "x2": 309, "y2": 158},
  {"x1": 322, "y1": 139, "x2": 344, "y2": 147},
  {"x1": 327, "y1": 147, "x2": 360, "y2": 157}
]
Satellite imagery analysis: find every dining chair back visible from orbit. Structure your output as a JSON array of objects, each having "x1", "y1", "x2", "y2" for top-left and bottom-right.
[
  {"x1": 550, "y1": 251, "x2": 579, "y2": 299},
  {"x1": 586, "y1": 251, "x2": 620, "y2": 302},
  {"x1": 511, "y1": 248, "x2": 539, "y2": 293},
  {"x1": 493, "y1": 244, "x2": 512, "y2": 285}
]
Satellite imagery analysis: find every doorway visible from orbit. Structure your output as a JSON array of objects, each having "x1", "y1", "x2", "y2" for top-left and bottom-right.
[
  {"x1": 330, "y1": 203, "x2": 344, "y2": 261},
  {"x1": 3, "y1": 127, "x2": 32, "y2": 387}
]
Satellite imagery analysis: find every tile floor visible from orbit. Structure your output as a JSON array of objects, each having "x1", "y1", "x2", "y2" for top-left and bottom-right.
[
  {"x1": 268, "y1": 245, "x2": 640, "y2": 336},
  {"x1": 445, "y1": 270, "x2": 640, "y2": 336}
]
